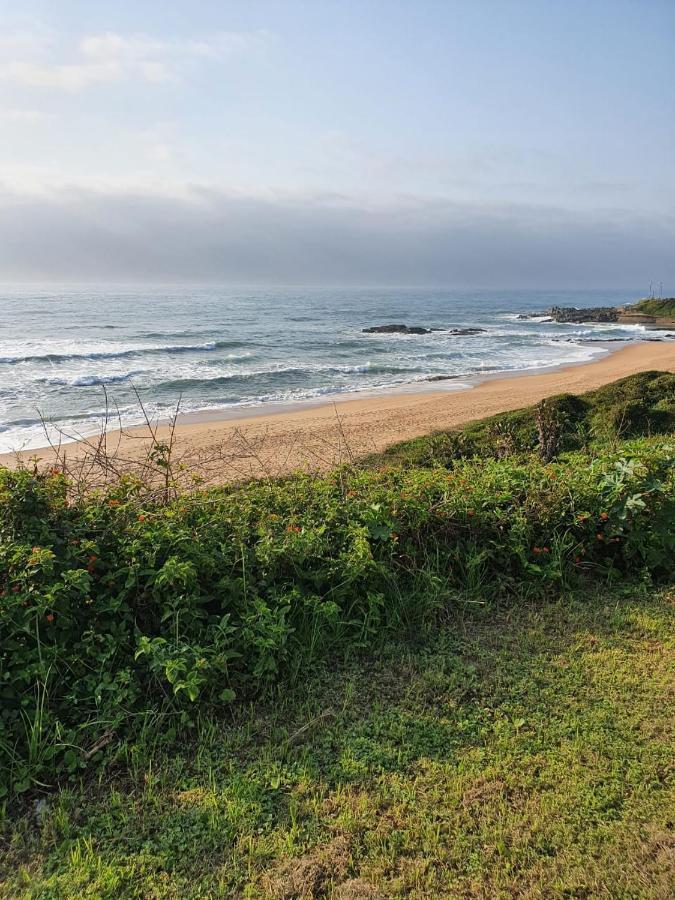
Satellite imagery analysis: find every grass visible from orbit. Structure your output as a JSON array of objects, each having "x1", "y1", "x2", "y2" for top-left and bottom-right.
[{"x1": 1, "y1": 584, "x2": 673, "y2": 898}]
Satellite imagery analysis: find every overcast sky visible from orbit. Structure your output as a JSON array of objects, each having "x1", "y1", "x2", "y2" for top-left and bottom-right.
[{"x1": 0, "y1": 0, "x2": 673, "y2": 288}]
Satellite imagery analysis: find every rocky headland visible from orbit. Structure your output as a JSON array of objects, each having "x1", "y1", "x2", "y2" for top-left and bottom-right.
[{"x1": 518, "y1": 297, "x2": 675, "y2": 329}]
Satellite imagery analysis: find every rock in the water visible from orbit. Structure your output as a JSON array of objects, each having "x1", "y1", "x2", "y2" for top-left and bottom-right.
[
  {"x1": 446, "y1": 327, "x2": 486, "y2": 336},
  {"x1": 363, "y1": 324, "x2": 432, "y2": 335},
  {"x1": 547, "y1": 306, "x2": 619, "y2": 323}
]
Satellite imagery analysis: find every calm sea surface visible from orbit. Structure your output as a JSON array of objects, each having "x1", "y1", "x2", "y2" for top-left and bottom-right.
[{"x1": 0, "y1": 286, "x2": 656, "y2": 452}]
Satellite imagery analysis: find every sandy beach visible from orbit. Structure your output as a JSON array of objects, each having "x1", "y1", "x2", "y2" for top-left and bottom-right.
[{"x1": 2, "y1": 341, "x2": 674, "y2": 484}]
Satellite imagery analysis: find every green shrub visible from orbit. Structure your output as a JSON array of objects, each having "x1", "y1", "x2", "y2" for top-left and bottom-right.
[{"x1": 1, "y1": 433, "x2": 674, "y2": 799}]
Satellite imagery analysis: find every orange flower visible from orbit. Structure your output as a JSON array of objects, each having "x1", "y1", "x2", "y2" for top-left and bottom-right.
[
  {"x1": 32, "y1": 546, "x2": 40, "y2": 553},
  {"x1": 138, "y1": 514, "x2": 146, "y2": 522},
  {"x1": 45, "y1": 613, "x2": 54, "y2": 622},
  {"x1": 107, "y1": 499, "x2": 121, "y2": 508},
  {"x1": 286, "y1": 524, "x2": 301, "y2": 534},
  {"x1": 599, "y1": 512, "x2": 609, "y2": 521}
]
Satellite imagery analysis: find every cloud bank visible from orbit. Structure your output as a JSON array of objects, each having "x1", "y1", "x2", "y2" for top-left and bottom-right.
[{"x1": 0, "y1": 185, "x2": 672, "y2": 288}]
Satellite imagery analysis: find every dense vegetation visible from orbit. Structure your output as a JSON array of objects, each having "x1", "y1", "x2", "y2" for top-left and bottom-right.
[
  {"x1": 630, "y1": 297, "x2": 675, "y2": 318},
  {"x1": 1, "y1": 372, "x2": 674, "y2": 805},
  {"x1": 0, "y1": 370, "x2": 673, "y2": 895}
]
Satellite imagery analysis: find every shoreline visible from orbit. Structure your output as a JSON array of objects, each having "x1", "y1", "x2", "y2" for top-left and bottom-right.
[
  {"x1": 2, "y1": 341, "x2": 674, "y2": 482},
  {"x1": 168, "y1": 338, "x2": 619, "y2": 429},
  {"x1": 0, "y1": 339, "x2": 619, "y2": 453}
]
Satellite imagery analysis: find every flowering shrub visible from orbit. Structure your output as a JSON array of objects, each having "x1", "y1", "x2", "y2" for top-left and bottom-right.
[{"x1": 1, "y1": 428, "x2": 673, "y2": 798}]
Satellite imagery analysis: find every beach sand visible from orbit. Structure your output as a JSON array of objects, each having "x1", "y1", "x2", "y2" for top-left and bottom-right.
[{"x1": 2, "y1": 342, "x2": 674, "y2": 484}]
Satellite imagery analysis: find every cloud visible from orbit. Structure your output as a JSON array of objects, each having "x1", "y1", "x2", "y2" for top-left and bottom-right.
[
  {"x1": 0, "y1": 106, "x2": 52, "y2": 123},
  {"x1": 0, "y1": 59, "x2": 124, "y2": 90},
  {"x1": 0, "y1": 29, "x2": 272, "y2": 91},
  {"x1": 0, "y1": 183, "x2": 672, "y2": 288}
]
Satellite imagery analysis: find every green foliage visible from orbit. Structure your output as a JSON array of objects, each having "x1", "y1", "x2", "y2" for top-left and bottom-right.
[
  {"x1": 630, "y1": 297, "x2": 675, "y2": 317},
  {"x1": 369, "y1": 371, "x2": 675, "y2": 467},
  {"x1": 1, "y1": 438, "x2": 674, "y2": 799},
  {"x1": 0, "y1": 371, "x2": 673, "y2": 799}
]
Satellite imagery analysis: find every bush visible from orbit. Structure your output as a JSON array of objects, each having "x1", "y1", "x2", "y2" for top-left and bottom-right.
[{"x1": 1, "y1": 434, "x2": 674, "y2": 799}]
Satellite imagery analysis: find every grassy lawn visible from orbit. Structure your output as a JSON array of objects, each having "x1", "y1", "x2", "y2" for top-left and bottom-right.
[{"x1": 2, "y1": 584, "x2": 673, "y2": 898}]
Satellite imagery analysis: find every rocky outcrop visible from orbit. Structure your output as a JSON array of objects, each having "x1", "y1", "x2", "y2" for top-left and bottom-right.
[
  {"x1": 547, "y1": 306, "x2": 619, "y2": 323},
  {"x1": 446, "y1": 327, "x2": 486, "y2": 336},
  {"x1": 521, "y1": 299, "x2": 675, "y2": 329},
  {"x1": 363, "y1": 324, "x2": 432, "y2": 335},
  {"x1": 362, "y1": 324, "x2": 486, "y2": 336}
]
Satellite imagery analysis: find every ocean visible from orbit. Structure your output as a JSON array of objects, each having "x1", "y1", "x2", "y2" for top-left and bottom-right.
[{"x1": 0, "y1": 286, "x2": 658, "y2": 453}]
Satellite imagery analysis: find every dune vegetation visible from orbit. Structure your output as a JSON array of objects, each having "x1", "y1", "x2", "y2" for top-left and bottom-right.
[{"x1": 1, "y1": 371, "x2": 674, "y2": 897}]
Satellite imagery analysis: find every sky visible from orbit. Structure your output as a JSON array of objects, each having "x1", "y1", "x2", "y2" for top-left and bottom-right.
[{"x1": 0, "y1": 0, "x2": 673, "y2": 288}]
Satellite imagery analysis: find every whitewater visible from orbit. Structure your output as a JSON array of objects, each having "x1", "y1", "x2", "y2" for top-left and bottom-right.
[{"x1": 0, "y1": 285, "x2": 660, "y2": 452}]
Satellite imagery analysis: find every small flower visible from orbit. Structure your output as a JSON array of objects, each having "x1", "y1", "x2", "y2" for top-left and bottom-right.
[
  {"x1": 107, "y1": 499, "x2": 121, "y2": 508},
  {"x1": 32, "y1": 546, "x2": 40, "y2": 553},
  {"x1": 533, "y1": 546, "x2": 542, "y2": 554},
  {"x1": 599, "y1": 512, "x2": 609, "y2": 521},
  {"x1": 467, "y1": 508, "x2": 475, "y2": 517},
  {"x1": 542, "y1": 547, "x2": 550, "y2": 553},
  {"x1": 45, "y1": 613, "x2": 54, "y2": 622},
  {"x1": 286, "y1": 524, "x2": 301, "y2": 534},
  {"x1": 138, "y1": 514, "x2": 146, "y2": 522},
  {"x1": 596, "y1": 533, "x2": 604, "y2": 541}
]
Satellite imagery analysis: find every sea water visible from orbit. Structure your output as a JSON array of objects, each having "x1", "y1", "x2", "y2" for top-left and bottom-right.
[{"x1": 0, "y1": 285, "x2": 658, "y2": 452}]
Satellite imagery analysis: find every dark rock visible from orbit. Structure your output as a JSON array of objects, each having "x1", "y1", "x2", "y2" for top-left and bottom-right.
[
  {"x1": 546, "y1": 306, "x2": 619, "y2": 324},
  {"x1": 363, "y1": 324, "x2": 432, "y2": 335},
  {"x1": 445, "y1": 327, "x2": 487, "y2": 335}
]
